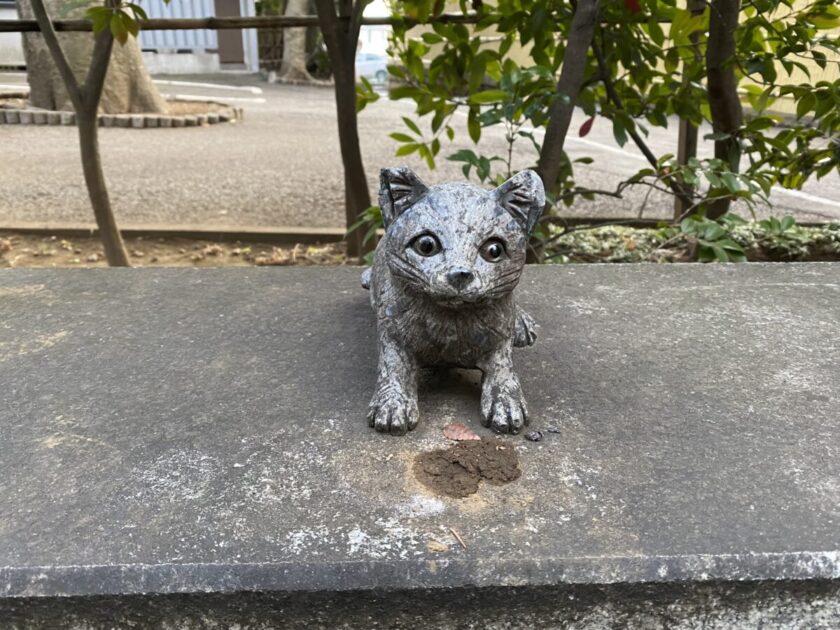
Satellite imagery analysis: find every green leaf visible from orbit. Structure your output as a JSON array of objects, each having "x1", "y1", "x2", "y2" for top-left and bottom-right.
[
  {"x1": 468, "y1": 90, "x2": 507, "y2": 105},
  {"x1": 110, "y1": 12, "x2": 129, "y2": 44},
  {"x1": 703, "y1": 224, "x2": 726, "y2": 241},
  {"x1": 704, "y1": 132, "x2": 731, "y2": 141},
  {"x1": 402, "y1": 116, "x2": 422, "y2": 136},
  {"x1": 647, "y1": 18, "x2": 665, "y2": 46},
  {"x1": 420, "y1": 32, "x2": 444, "y2": 45},
  {"x1": 121, "y1": 11, "x2": 139, "y2": 38},
  {"x1": 810, "y1": 14, "x2": 840, "y2": 29},
  {"x1": 389, "y1": 86, "x2": 420, "y2": 100},
  {"x1": 126, "y1": 3, "x2": 148, "y2": 21},
  {"x1": 468, "y1": 56, "x2": 487, "y2": 93},
  {"x1": 796, "y1": 92, "x2": 816, "y2": 119},
  {"x1": 85, "y1": 6, "x2": 112, "y2": 33},
  {"x1": 448, "y1": 148, "x2": 478, "y2": 163},
  {"x1": 395, "y1": 143, "x2": 420, "y2": 157},
  {"x1": 612, "y1": 118, "x2": 628, "y2": 147},
  {"x1": 780, "y1": 215, "x2": 796, "y2": 232},
  {"x1": 711, "y1": 244, "x2": 729, "y2": 262},
  {"x1": 467, "y1": 108, "x2": 481, "y2": 143},
  {"x1": 389, "y1": 132, "x2": 415, "y2": 143},
  {"x1": 721, "y1": 172, "x2": 740, "y2": 192}
]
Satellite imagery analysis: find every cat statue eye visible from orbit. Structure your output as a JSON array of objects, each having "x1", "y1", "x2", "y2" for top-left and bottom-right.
[
  {"x1": 480, "y1": 239, "x2": 506, "y2": 262},
  {"x1": 412, "y1": 234, "x2": 440, "y2": 257}
]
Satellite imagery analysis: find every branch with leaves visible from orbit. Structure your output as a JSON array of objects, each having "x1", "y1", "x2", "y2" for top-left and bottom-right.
[
  {"x1": 27, "y1": 0, "x2": 169, "y2": 266},
  {"x1": 382, "y1": 0, "x2": 839, "y2": 265}
]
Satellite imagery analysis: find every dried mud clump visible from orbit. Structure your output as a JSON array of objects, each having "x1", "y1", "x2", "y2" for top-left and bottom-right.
[{"x1": 414, "y1": 439, "x2": 521, "y2": 498}]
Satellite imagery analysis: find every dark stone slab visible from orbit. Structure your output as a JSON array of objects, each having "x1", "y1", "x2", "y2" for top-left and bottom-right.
[
  {"x1": 3, "y1": 581, "x2": 840, "y2": 629},
  {"x1": 0, "y1": 265, "x2": 839, "y2": 602}
]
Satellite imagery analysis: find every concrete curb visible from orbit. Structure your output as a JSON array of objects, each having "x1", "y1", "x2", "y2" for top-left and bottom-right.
[
  {"x1": 0, "y1": 106, "x2": 243, "y2": 128},
  {"x1": 0, "y1": 222, "x2": 347, "y2": 244}
]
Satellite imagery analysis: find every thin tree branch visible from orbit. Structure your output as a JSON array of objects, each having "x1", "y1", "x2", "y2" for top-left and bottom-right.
[
  {"x1": 28, "y1": 0, "x2": 82, "y2": 109},
  {"x1": 82, "y1": 27, "x2": 114, "y2": 111},
  {"x1": 313, "y1": 0, "x2": 341, "y2": 68},
  {"x1": 591, "y1": 38, "x2": 658, "y2": 166},
  {"x1": 706, "y1": 0, "x2": 743, "y2": 218},
  {"x1": 535, "y1": 0, "x2": 600, "y2": 191},
  {"x1": 350, "y1": 0, "x2": 372, "y2": 47},
  {"x1": 591, "y1": 36, "x2": 696, "y2": 210}
]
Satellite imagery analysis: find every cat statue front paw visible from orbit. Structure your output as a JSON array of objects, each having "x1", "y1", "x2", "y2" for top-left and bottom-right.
[
  {"x1": 480, "y1": 384, "x2": 529, "y2": 434},
  {"x1": 367, "y1": 383, "x2": 419, "y2": 436}
]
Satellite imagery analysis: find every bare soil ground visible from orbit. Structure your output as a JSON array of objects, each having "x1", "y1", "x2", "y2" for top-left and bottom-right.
[
  {"x1": 3, "y1": 223, "x2": 838, "y2": 269},
  {"x1": 0, "y1": 232, "x2": 346, "y2": 268}
]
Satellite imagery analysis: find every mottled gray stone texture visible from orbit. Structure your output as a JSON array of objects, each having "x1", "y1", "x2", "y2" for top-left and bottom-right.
[
  {"x1": 3, "y1": 581, "x2": 840, "y2": 629},
  {"x1": 0, "y1": 265, "x2": 839, "y2": 625},
  {"x1": 365, "y1": 168, "x2": 545, "y2": 435}
]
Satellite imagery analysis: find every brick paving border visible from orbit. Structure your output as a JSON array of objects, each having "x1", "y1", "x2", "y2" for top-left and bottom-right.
[{"x1": 0, "y1": 104, "x2": 242, "y2": 128}]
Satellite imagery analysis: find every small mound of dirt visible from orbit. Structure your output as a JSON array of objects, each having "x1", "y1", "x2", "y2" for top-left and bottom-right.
[
  {"x1": 165, "y1": 100, "x2": 230, "y2": 116},
  {"x1": 0, "y1": 97, "x2": 28, "y2": 109},
  {"x1": 414, "y1": 438, "x2": 521, "y2": 498}
]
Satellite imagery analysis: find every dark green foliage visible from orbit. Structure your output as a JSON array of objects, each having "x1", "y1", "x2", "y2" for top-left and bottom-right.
[{"x1": 386, "y1": 0, "x2": 839, "y2": 223}]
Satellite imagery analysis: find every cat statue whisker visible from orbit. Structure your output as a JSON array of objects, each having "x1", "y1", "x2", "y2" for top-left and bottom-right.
[{"x1": 362, "y1": 167, "x2": 545, "y2": 436}]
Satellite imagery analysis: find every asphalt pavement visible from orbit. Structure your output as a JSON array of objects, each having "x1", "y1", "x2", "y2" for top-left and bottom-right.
[{"x1": 1, "y1": 71, "x2": 839, "y2": 228}]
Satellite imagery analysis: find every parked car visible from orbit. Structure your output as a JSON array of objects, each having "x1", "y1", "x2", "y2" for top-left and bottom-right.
[{"x1": 355, "y1": 52, "x2": 389, "y2": 84}]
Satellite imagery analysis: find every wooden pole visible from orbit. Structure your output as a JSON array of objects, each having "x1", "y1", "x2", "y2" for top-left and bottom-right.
[
  {"x1": 673, "y1": 0, "x2": 706, "y2": 220},
  {"x1": 0, "y1": 14, "x2": 480, "y2": 32},
  {"x1": 0, "y1": 13, "x2": 671, "y2": 33}
]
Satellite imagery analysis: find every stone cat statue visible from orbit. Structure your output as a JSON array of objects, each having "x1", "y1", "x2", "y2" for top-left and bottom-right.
[{"x1": 361, "y1": 167, "x2": 545, "y2": 436}]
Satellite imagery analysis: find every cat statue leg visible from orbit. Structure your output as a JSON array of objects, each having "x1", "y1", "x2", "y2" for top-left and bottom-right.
[
  {"x1": 367, "y1": 334, "x2": 420, "y2": 436},
  {"x1": 478, "y1": 342, "x2": 529, "y2": 434},
  {"x1": 513, "y1": 304, "x2": 537, "y2": 348}
]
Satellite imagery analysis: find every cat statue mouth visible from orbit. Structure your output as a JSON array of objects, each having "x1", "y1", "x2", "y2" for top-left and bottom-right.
[{"x1": 426, "y1": 290, "x2": 489, "y2": 308}]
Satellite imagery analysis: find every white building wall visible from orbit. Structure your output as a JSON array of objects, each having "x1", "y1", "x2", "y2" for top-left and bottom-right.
[
  {"x1": 138, "y1": 0, "x2": 218, "y2": 52},
  {"x1": 358, "y1": 0, "x2": 391, "y2": 55},
  {"x1": 1, "y1": 0, "x2": 259, "y2": 73},
  {"x1": 0, "y1": 5, "x2": 25, "y2": 67},
  {"x1": 238, "y1": 0, "x2": 258, "y2": 73},
  {"x1": 139, "y1": 0, "x2": 258, "y2": 73}
]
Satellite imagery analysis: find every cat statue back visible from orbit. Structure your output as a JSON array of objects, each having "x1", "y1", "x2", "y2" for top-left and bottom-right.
[{"x1": 362, "y1": 167, "x2": 544, "y2": 436}]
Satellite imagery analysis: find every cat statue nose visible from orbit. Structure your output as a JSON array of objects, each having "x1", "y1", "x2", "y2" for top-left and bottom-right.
[{"x1": 446, "y1": 267, "x2": 475, "y2": 290}]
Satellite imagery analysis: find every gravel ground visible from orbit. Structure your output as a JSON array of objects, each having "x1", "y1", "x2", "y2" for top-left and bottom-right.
[{"x1": 1, "y1": 71, "x2": 839, "y2": 228}]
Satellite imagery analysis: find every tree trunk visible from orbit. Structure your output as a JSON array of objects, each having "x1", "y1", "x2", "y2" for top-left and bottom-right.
[
  {"x1": 278, "y1": 0, "x2": 314, "y2": 82},
  {"x1": 674, "y1": 0, "x2": 707, "y2": 220},
  {"x1": 334, "y1": 69, "x2": 371, "y2": 258},
  {"x1": 17, "y1": 0, "x2": 167, "y2": 114},
  {"x1": 77, "y1": 111, "x2": 131, "y2": 266},
  {"x1": 706, "y1": 0, "x2": 743, "y2": 219},
  {"x1": 315, "y1": 0, "x2": 372, "y2": 260},
  {"x1": 28, "y1": 0, "x2": 131, "y2": 266},
  {"x1": 535, "y1": 0, "x2": 600, "y2": 193},
  {"x1": 529, "y1": 0, "x2": 599, "y2": 261}
]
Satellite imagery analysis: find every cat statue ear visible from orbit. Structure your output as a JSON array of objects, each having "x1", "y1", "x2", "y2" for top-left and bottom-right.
[
  {"x1": 494, "y1": 170, "x2": 545, "y2": 235},
  {"x1": 379, "y1": 167, "x2": 429, "y2": 228}
]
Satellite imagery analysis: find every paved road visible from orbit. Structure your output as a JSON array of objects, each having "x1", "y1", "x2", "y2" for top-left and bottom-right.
[{"x1": 1, "y1": 71, "x2": 839, "y2": 228}]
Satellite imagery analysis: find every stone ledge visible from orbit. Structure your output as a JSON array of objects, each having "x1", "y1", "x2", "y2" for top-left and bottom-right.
[
  {"x1": 2, "y1": 581, "x2": 840, "y2": 628},
  {"x1": 0, "y1": 265, "x2": 838, "y2": 608}
]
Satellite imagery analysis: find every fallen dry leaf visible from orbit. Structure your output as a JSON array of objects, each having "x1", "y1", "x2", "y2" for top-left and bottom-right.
[
  {"x1": 443, "y1": 422, "x2": 480, "y2": 441},
  {"x1": 426, "y1": 539, "x2": 449, "y2": 553}
]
